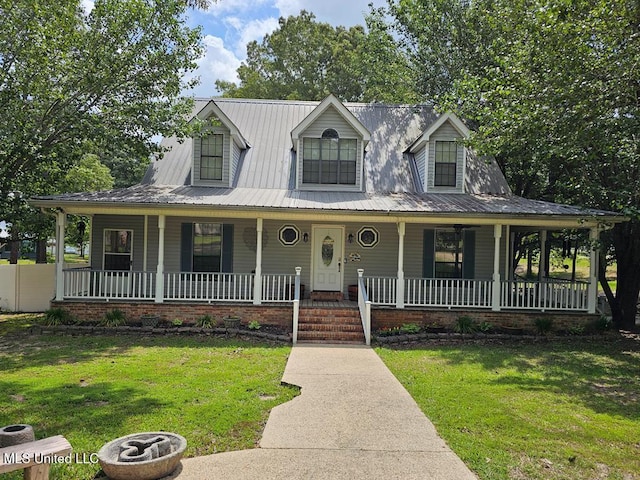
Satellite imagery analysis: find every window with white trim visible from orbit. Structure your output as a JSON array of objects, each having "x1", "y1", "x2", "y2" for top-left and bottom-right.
[
  {"x1": 302, "y1": 129, "x2": 357, "y2": 185},
  {"x1": 104, "y1": 229, "x2": 133, "y2": 271},
  {"x1": 193, "y1": 223, "x2": 222, "y2": 272},
  {"x1": 434, "y1": 230, "x2": 463, "y2": 278},
  {"x1": 434, "y1": 141, "x2": 457, "y2": 187},
  {"x1": 200, "y1": 134, "x2": 224, "y2": 181}
]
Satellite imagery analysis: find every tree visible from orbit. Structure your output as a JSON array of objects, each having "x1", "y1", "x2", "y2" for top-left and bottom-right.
[
  {"x1": 0, "y1": 0, "x2": 204, "y2": 262},
  {"x1": 387, "y1": 0, "x2": 639, "y2": 328},
  {"x1": 216, "y1": 10, "x2": 415, "y2": 103}
]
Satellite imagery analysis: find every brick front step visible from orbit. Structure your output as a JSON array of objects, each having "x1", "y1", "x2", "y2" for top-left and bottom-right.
[
  {"x1": 297, "y1": 306, "x2": 364, "y2": 343},
  {"x1": 297, "y1": 330, "x2": 365, "y2": 343}
]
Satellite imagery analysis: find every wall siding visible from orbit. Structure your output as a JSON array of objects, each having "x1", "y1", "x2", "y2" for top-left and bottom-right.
[
  {"x1": 426, "y1": 121, "x2": 465, "y2": 193},
  {"x1": 297, "y1": 106, "x2": 363, "y2": 191},
  {"x1": 414, "y1": 148, "x2": 426, "y2": 191}
]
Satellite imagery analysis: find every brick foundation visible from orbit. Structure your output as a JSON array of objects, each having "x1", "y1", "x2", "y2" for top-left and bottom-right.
[
  {"x1": 372, "y1": 307, "x2": 599, "y2": 333},
  {"x1": 50, "y1": 301, "x2": 598, "y2": 336},
  {"x1": 51, "y1": 301, "x2": 293, "y2": 332}
]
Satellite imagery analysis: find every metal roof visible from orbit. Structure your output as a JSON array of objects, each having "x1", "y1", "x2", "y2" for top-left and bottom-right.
[
  {"x1": 33, "y1": 183, "x2": 618, "y2": 220},
  {"x1": 33, "y1": 97, "x2": 623, "y2": 222}
]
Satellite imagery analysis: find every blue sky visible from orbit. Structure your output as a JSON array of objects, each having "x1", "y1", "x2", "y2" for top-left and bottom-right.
[{"x1": 184, "y1": 0, "x2": 387, "y2": 97}]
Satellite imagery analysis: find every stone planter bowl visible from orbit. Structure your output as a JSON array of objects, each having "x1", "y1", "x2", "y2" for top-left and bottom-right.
[
  {"x1": 0, "y1": 424, "x2": 35, "y2": 447},
  {"x1": 97, "y1": 432, "x2": 187, "y2": 480}
]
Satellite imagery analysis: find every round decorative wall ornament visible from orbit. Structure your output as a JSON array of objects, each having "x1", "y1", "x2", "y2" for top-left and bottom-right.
[
  {"x1": 278, "y1": 225, "x2": 300, "y2": 246},
  {"x1": 357, "y1": 226, "x2": 379, "y2": 248}
]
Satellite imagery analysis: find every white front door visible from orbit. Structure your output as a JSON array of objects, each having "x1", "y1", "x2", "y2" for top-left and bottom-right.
[{"x1": 312, "y1": 226, "x2": 344, "y2": 291}]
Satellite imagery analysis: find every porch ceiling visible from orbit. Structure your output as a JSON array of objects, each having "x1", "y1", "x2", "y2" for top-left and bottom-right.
[{"x1": 31, "y1": 184, "x2": 624, "y2": 228}]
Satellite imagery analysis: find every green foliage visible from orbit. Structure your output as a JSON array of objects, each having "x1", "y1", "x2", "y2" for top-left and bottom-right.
[
  {"x1": 593, "y1": 316, "x2": 613, "y2": 332},
  {"x1": 386, "y1": 0, "x2": 640, "y2": 329},
  {"x1": 478, "y1": 321, "x2": 493, "y2": 333},
  {"x1": 172, "y1": 318, "x2": 183, "y2": 327},
  {"x1": 567, "y1": 325, "x2": 586, "y2": 336},
  {"x1": 42, "y1": 307, "x2": 75, "y2": 326},
  {"x1": 533, "y1": 317, "x2": 554, "y2": 336},
  {"x1": 195, "y1": 314, "x2": 215, "y2": 328},
  {"x1": 399, "y1": 322, "x2": 421, "y2": 334},
  {"x1": 216, "y1": 10, "x2": 414, "y2": 103},
  {"x1": 101, "y1": 309, "x2": 127, "y2": 327},
  {"x1": 1, "y1": 0, "x2": 203, "y2": 243},
  {"x1": 454, "y1": 315, "x2": 477, "y2": 334},
  {"x1": 248, "y1": 320, "x2": 261, "y2": 330}
]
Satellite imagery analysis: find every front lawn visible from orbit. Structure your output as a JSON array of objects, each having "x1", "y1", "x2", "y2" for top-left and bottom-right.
[
  {"x1": 378, "y1": 337, "x2": 640, "y2": 480},
  {"x1": 0, "y1": 322, "x2": 296, "y2": 479}
]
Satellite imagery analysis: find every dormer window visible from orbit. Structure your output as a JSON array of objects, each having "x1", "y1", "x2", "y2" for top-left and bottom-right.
[
  {"x1": 434, "y1": 141, "x2": 457, "y2": 187},
  {"x1": 302, "y1": 129, "x2": 357, "y2": 185},
  {"x1": 200, "y1": 134, "x2": 224, "y2": 181}
]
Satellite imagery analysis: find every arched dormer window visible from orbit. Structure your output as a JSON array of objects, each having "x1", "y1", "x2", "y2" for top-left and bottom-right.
[
  {"x1": 302, "y1": 129, "x2": 356, "y2": 185},
  {"x1": 322, "y1": 128, "x2": 339, "y2": 140}
]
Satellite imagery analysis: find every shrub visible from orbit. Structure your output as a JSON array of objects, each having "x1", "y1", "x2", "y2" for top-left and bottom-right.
[
  {"x1": 454, "y1": 316, "x2": 477, "y2": 334},
  {"x1": 534, "y1": 317, "x2": 553, "y2": 335},
  {"x1": 568, "y1": 325, "x2": 585, "y2": 336},
  {"x1": 172, "y1": 318, "x2": 184, "y2": 327},
  {"x1": 478, "y1": 321, "x2": 493, "y2": 333},
  {"x1": 593, "y1": 316, "x2": 612, "y2": 332},
  {"x1": 101, "y1": 309, "x2": 127, "y2": 327},
  {"x1": 43, "y1": 307, "x2": 75, "y2": 326},
  {"x1": 196, "y1": 314, "x2": 215, "y2": 328},
  {"x1": 400, "y1": 323, "x2": 421, "y2": 334},
  {"x1": 248, "y1": 320, "x2": 261, "y2": 330}
]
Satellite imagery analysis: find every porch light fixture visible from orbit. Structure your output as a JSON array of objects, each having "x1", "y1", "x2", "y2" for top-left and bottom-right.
[
  {"x1": 303, "y1": 232, "x2": 309, "y2": 243},
  {"x1": 348, "y1": 233, "x2": 354, "y2": 244}
]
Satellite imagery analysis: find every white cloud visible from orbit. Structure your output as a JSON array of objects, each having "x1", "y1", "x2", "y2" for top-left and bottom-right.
[
  {"x1": 234, "y1": 17, "x2": 279, "y2": 55},
  {"x1": 187, "y1": 35, "x2": 242, "y2": 97},
  {"x1": 81, "y1": 0, "x2": 95, "y2": 15}
]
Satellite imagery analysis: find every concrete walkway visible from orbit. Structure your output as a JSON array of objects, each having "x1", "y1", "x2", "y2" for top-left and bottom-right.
[{"x1": 170, "y1": 345, "x2": 477, "y2": 479}]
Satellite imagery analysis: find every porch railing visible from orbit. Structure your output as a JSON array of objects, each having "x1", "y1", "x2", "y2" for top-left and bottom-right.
[
  {"x1": 500, "y1": 279, "x2": 589, "y2": 311},
  {"x1": 364, "y1": 276, "x2": 397, "y2": 305},
  {"x1": 164, "y1": 272, "x2": 254, "y2": 302},
  {"x1": 63, "y1": 269, "x2": 155, "y2": 300},
  {"x1": 357, "y1": 270, "x2": 371, "y2": 345},
  {"x1": 405, "y1": 278, "x2": 493, "y2": 308},
  {"x1": 262, "y1": 273, "x2": 297, "y2": 302}
]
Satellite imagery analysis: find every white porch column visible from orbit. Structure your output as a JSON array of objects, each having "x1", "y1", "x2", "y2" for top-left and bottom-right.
[
  {"x1": 143, "y1": 215, "x2": 148, "y2": 272},
  {"x1": 539, "y1": 230, "x2": 548, "y2": 280},
  {"x1": 588, "y1": 227, "x2": 599, "y2": 314},
  {"x1": 492, "y1": 224, "x2": 502, "y2": 311},
  {"x1": 155, "y1": 215, "x2": 165, "y2": 303},
  {"x1": 504, "y1": 225, "x2": 511, "y2": 281},
  {"x1": 253, "y1": 218, "x2": 263, "y2": 305},
  {"x1": 396, "y1": 221, "x2": 405, "y2": 309},
  {"x1": 55, "y1": 211, "x2": 66, "y2": 301}
]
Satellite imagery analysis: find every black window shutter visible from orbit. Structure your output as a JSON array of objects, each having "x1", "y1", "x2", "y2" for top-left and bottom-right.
[
  {"x1": 463, "y1": 230, "x2": 476, "y2": 279},
  {"x1": 423, "y1": 229, "x2": 435, "y2": 278},
  {"x1": 221, "y1": 224, "x2": 234, "y2": 272},
  {"x1": 180, "y1": 223, "x2": 193, "y2": 272}
]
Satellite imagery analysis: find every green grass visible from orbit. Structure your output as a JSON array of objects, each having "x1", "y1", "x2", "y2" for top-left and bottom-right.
[
  {"x1": 0, "y1": 320, "x2": 296, "y2": 479},
  {"x1": 378, "y1": 338, "x2": 640, "y2": 480}
]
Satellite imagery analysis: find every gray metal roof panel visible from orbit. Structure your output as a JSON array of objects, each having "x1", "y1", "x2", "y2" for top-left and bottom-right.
[{"x1": 33, "y1": 185, "x2": 617, "y2": 219}]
